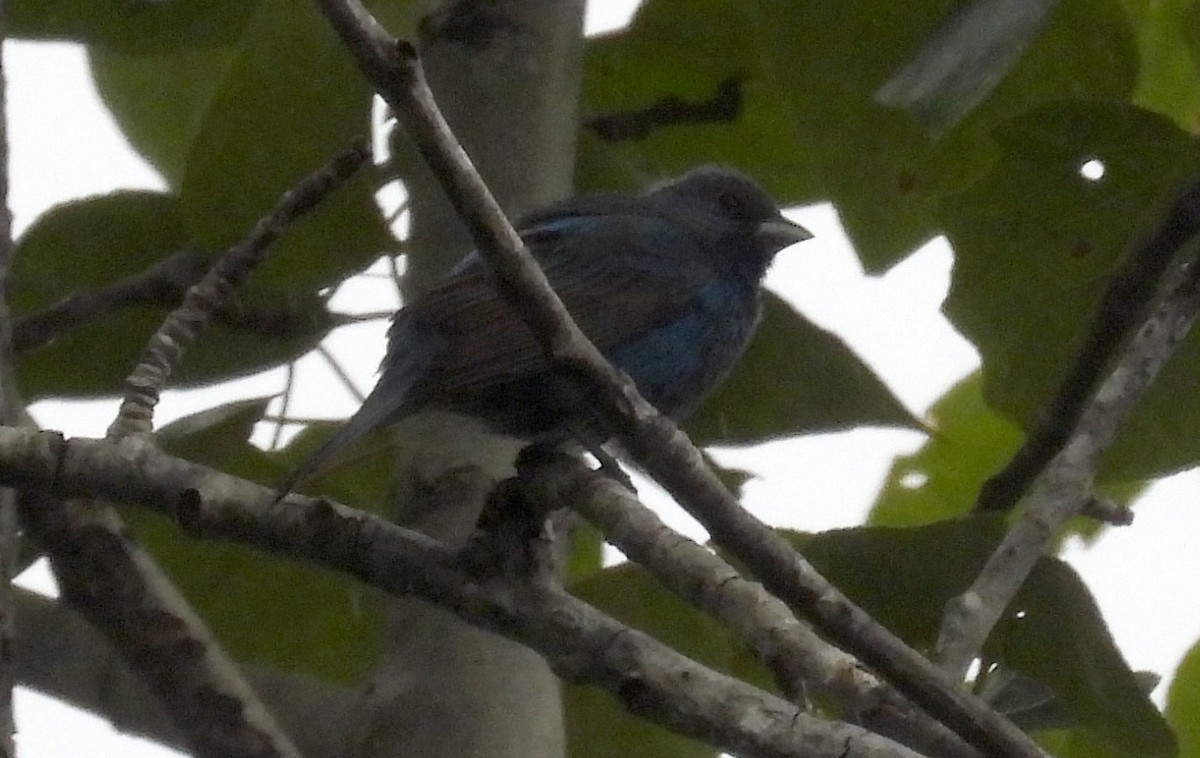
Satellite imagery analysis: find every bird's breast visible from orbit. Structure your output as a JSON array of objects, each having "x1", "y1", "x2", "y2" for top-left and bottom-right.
[{"x1": 605, "y1": 275, "x2": 760, "y2": 420}]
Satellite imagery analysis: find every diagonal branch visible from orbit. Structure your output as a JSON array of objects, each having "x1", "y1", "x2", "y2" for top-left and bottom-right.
[
  {"x1": 0, "y1": 427, "x2": 925, "y2": 758},
  {"x1": 310, "y1": 3, "x2": 1045, "y2": 755},
  {"x1": 936, "y1": 191, "x2": 1200, "y2": 675},
  {"x1": 109, "y1": 140, "x2": 370, "y2": 438},
  {"x1": 16, "y1": 489, "x2": 301, "y2": 758},
  {"x1": 19, "y1": 142, "x2": 370, "y2": 757},
  {"x1": 973, "y1": 174, "x2": 1200, "y2": 513},
  {"x1": 15, "y1": 589, "x2": 363, "y2": 757},
  {"x1": 518, "y1": 451, "x2": 981, "y2": 758}
]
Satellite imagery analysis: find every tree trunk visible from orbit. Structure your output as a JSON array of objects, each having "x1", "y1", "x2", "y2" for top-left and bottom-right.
[{"x1": 347, "y1": 2, "x2": 585, "y2": 756}]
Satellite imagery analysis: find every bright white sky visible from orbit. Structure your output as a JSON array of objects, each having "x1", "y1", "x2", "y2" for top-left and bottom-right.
[{"x1": 8, "y1": 1, "x2": 1200, "y2": 754}]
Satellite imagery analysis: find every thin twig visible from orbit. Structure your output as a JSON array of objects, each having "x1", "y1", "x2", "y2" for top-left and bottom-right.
[
  {"x1": 11, "y1": 247, "x2": 330, "y2": 356},
  {"x1": 12, "y1": 247, "x2": 209, "y2": 354},
  {"x1": 310, "y1": 3, "x2": 1045, "y2": 755},
  {"x1": 109, "y1": 140, "x2": 370, "y2": 439},
  {"x1": 316, "y1": 344, "x2": 367, "y2": 403},
  {"x1": 0, "y1": 427, "x2": 926, "y2": 758},
  {"x1": 339, "y1": 309, "x2": 395, "y2": 322},
  {"x1": 937, "y1": 218, "x2": 1200, "y2": 676},
  {"x1": 270, "y1": 363, "x2": 296, "y2": 451}
]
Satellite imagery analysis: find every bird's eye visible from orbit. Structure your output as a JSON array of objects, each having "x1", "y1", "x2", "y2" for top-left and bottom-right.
[{"x1": 717, "y1": 191, "x2": 744, "y2": 215}]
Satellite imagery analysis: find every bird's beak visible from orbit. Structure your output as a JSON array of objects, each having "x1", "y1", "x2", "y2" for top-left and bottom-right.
[{"x1": 757, "y1": 215, "x2": 813, "y2": 252}]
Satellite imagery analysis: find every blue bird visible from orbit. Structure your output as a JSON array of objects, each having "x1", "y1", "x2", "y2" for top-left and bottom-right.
[{"x1": 278, "y1": 166, "x2": 811, "y2": 496}]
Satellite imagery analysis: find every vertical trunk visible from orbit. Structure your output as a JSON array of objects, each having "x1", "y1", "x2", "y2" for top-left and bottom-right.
[
  {"x1": 0, "y1": 1, "x2": 19, "y2": 751},
  {"x1": 348, "y1": 2, "x2": 585, "y2": 756}
]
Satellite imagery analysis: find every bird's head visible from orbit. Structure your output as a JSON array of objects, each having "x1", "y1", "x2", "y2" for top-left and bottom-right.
[{"x1": 651, "y1": 166, "x2": 813, "y2": 260}]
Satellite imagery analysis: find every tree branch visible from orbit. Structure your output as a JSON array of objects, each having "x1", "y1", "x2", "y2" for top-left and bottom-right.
[
  {"x1": 0, "y1": 428, "x2": 924, "y2": 758},
  {"x1": 109, "y1": 139, "x2": 370, "y2": 438},
  {"x1": 15, "y1": 490, "x2": 301, "y2": 758},
  {"x1": 517, "y1": 451, "x2": 981, "y2": 758},
  {"x1": 16, "y1": 142, "x2": 371, "y2": 757},
  {"x1": 15, "y1": 589, "x2": 362, "y2": 758},
  {"x1": 584, "y1": 76, "x2": 744, "y2": 142},
  {"x1": 12, "y1": 247, "x2": 210, "y2": 355},
  {"x1": 974, "y1": 173, "x2": 1200, "y2": 513},
  {"x1": 936, "y1": 203, "x2": 1200, "y2": 675},
  {"x1": 309, "y1": 3, "x2": 1045, "y2": 755}
]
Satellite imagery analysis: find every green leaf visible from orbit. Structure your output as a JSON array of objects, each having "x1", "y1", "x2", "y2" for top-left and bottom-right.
[
  {"x1": 11, "y1": 191, "x2": 334, "y2": 399},
  {"x1": 578, "y1": 0, "x2": 1136, "y2": 269},
  {"x1": 1168, "y1": 638, "x2": 1200, "y2": 758},
  {"x1": 90, "y1": 0, "x2": 406, "y2": 290},
  {"x1": 1004, "y1": 560, "x2": 1175, "y2": 756},
  {"x1": 176, "y1": 0, "x2": 396, "y2": 292},
  {"x1": 1043, "y1": 726, "x2": 1140, "y2": 758},
  {"x1": 870, "y1": 373, "x2": 1023, "y2": 526},
  {"x1": 941, "y1": 100, "x2": 1200, "y2": 482},
  {"x1": 10, "y1": 0, "x2": 257, "y2": 52},
  {"x1": 564, "y1": 522, "x2": 605, "y2": 585},
  {"x1": 90, "y1": 46, "x2": 241, "y2": 188},
  {"x1": 1124, "y1": 0, "x2": 1200, "y2": 130},
  {"x1": 685, "y1": 292, "x2": 919, "y2": 446},
  {"x1": 137, "y1": 399, "x2": 385, "y2": 684},
  {"x1": 791, "y1": 521, "x2": 1176, "y2": 757}
]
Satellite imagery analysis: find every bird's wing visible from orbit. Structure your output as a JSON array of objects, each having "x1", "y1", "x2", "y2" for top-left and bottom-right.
[{"x1": 391, "y1": 208, "x2": 714, "y2": 397}]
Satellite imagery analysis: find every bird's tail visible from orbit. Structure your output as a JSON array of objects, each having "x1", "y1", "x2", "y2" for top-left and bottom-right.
[{"x1": 273, "y1": 339, "x2": 432, "y2": 503}]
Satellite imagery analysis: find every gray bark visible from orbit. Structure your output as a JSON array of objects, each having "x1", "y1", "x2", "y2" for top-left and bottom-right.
[{"x1": 346, "y1": 2, "x2": 585, "y2": 756}]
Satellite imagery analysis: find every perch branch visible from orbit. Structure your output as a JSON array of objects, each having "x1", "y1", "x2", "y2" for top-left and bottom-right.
[
  {"x1": 518, "y1": 451, "x2": 981, "y2": 758},
  {"x1": 0, "y1": 427, "x2": 923, "y2": 758}
]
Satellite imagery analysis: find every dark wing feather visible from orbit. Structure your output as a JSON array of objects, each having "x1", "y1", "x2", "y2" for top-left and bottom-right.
[{"x1": 390, "y1": 206, "x2": 713, "y2": 398}]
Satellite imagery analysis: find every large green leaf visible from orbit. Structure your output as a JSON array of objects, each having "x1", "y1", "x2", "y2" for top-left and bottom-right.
[
  {"x1": 1123, "y1": 0, "x2": 1200, "y2": 130},
  {"x1": 9, "y1": 0, "x2": 256, "y2": 52},
  {"x1": 686, "y1": 292, "x2": 918, "y2": 446},
  {"x1": 134, "y1": 399, "x2": 385, "y2": 684},
  {"x1": 89, "y1": 0, "x2": 408, "y2": 292},
  {"x1": 577, "y1": 0, "x2": 1137, "y2": 269},
  {"x1": 566, "y1": 520, "x2": 1172, "y2": 757},
  {"x1": 176, "y1": 0, "x2": 396, "y2": 292},
  {"x1": 792, "y1": 522, "x2": 1175, "y2": 757},
  {"x1": 11, "y1": 191, "x2": 334, "y2": 398},
  {"x1": 942, "y1": 100, "x2": 1200, "y2": 482},
  {"x1": 90, "y1": 45, "x2": 241, "y2": 188},
  {"x1": 1168, "y1": 638, "x2": 1200, "y2": 758},
  {"x1": 870, "y1": 374, "x2": 1023, "y2": 526}
]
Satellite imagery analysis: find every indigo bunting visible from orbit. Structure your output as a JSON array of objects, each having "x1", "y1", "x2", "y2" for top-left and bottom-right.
[{"x1": 279, "y1": 166, "x2": 810, "y2": 495}]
